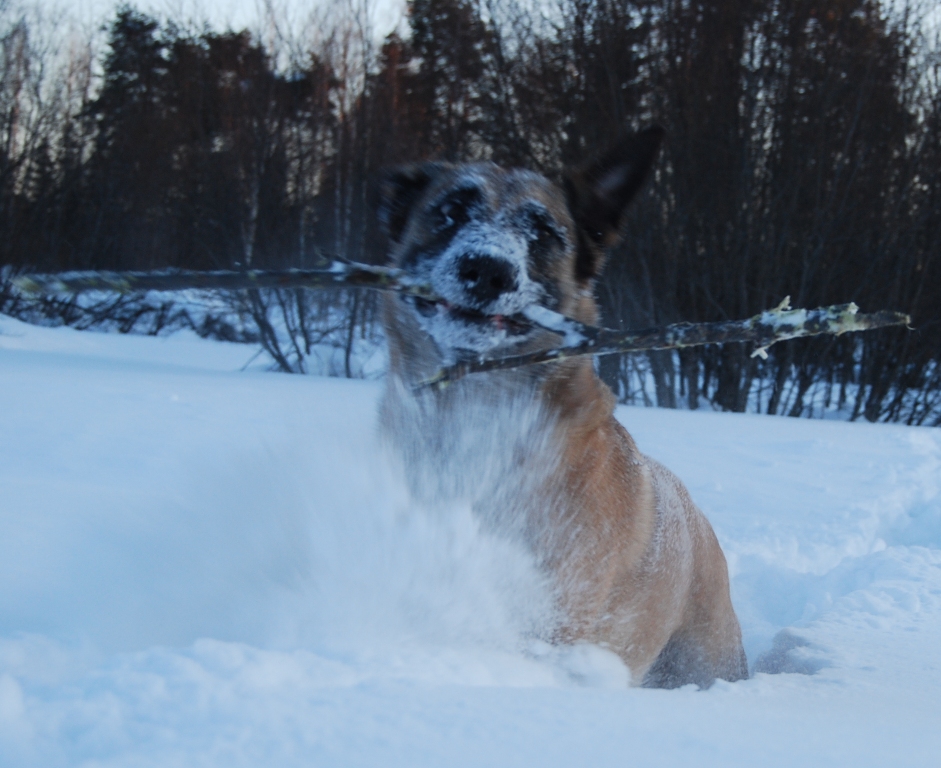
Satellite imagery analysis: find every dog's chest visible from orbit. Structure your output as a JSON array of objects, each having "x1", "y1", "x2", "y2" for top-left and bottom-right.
[{"x1": 380, "y1": 378, "x2": 566, "y2": 529}]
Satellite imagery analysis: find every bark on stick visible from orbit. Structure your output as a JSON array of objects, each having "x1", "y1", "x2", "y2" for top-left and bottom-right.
[
  {"x1": 419, "y1": 299, "x2": 911, "y2": 390},
  {"x1": 12, "y1": 263, "x2": 439, "y2": 300}
]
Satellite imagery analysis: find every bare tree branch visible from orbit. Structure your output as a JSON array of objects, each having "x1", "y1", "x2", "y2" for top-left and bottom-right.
[
  {"x1": 418, "y1": 298, "x2": 911, "y2": 390},
  {"x1": 12, "y1": 262, "x2": 439, "y2": 300}
]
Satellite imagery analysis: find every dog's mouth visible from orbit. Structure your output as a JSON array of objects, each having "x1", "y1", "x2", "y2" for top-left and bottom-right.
[{"x1": 407, "y1": 295, "x2": 532, "y2": 337}]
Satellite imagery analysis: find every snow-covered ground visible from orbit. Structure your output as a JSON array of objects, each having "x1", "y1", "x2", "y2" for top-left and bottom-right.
[{"x1": 1, "y1": 313, "x2": 939, "y2": 767}]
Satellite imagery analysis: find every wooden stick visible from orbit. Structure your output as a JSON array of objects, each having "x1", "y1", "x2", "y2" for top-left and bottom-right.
[
  {"x1": 418, "y1": 298, "x2": 911, "y2": 390},
  {"x1": 12, "y1": 262, "x2": 439, "y2": 300},
  {"x1": 11, "y1": 267, "x2": 910, "y2": 389}
]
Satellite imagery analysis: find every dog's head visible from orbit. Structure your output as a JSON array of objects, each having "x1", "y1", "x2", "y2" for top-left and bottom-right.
[{"x1": 379, "y1": 127, "x2": 663, "y2": 365}]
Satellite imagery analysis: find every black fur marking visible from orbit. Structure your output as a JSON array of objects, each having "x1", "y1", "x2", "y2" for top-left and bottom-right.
[
  {"x1": 513, "y1": 204, "x2": 564, "y2": 307},
  {"x1": 571, "y1": 215, "x2": 602, "y2": 284},
  {"x1": 398, "y1": 186, "x2": 485, "y2": 270},
  {"x1": 430, "y1": 185, "x2": 483, "y2": 233},
  {"x1": 399, "y1": 224, "x2": 462, "y2": 270},
  {"x1": 521, "y1": 205, "x2": 565, "y2": 267}
]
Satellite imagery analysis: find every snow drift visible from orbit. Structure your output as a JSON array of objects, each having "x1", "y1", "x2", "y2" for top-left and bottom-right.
[{"x1": 0, "y1": 313, "x2": 939, "y2": 767}]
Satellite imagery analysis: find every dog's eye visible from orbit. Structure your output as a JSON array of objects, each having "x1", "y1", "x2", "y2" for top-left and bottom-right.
[
  {"x1": 437, "y1": 200, "x2": 467, "y2": 230},
  {"x1": 432, "y1": 188, "x2": 479, "y2": 231},
  {"x1": 526, "y1": 212, "x2": 564, "y2": 252}
]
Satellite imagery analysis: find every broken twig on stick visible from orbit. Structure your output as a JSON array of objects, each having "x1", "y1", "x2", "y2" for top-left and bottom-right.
[{"x1": 12, "y1": 266, "x2": 909, "y2": 389}]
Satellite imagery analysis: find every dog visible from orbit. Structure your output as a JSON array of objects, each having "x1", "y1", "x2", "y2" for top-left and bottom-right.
[{"x1": 377, "y1": 127, "x2": 748, "y2": 688}]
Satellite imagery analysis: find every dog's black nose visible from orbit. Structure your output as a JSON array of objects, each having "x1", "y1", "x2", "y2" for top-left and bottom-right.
[{"x1": 456, "y1": 253, "x2": 518, "y2": 306}]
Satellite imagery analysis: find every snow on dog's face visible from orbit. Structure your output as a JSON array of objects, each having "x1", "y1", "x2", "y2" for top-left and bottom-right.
[
  {"x1": 379, "y1": 129, "x2": 664, "y2": 366},
  {"x1": 379, "y1": 164, "x2": 576, "y2": 360}
]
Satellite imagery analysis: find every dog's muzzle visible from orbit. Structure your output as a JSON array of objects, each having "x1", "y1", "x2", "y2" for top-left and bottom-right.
[
  {"x1": 400, "y1": 243, "x2": 538, "y2": 355},
  {"x1": 456, "y1": 253, "x2": 519, "y2": 307}
]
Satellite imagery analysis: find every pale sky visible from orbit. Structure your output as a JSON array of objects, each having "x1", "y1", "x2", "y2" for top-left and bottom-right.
[{"x1": 55, "y1": 0, "x2": 406, "y2": 39}]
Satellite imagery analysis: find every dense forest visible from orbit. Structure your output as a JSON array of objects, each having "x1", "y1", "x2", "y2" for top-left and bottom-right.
[{"x1": 1, "y1": 0, "x2": 939, "y2": 423}]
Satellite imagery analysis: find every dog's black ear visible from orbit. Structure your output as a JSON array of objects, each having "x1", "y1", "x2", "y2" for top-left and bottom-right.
[
  {"x1": 378, "y1": 163, "x2": 439, "y2": 243},
  {"x1": 564, "y1": 126, "x2": 664, "y2": 280}
]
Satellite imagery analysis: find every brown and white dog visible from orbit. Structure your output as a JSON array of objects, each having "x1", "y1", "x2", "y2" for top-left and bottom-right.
[{"x1": 377, "y1": 128, "x2": 747, "y2": 688}]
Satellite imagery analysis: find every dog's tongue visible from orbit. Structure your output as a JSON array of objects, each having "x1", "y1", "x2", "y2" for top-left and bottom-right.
[{"x1": 431, "y1": 298, "x2": 530, "y2": 337}]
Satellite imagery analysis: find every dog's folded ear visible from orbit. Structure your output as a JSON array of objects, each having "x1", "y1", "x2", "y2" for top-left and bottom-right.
[
  {"x1": 378, "y1": 163, "x2": 440, "y2": 244},
  {"x1": 564, "y1": 126, "x2": 664, "y2": 280}
]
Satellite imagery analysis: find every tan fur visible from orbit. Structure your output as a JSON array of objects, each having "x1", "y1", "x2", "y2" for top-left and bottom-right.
[
  {"x1": 539, "y1": 359, "x2": 746, "y2": 684},
  {"x1": 379, "y1": 155, "x2": 747, "y2": 687}
]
